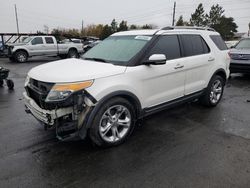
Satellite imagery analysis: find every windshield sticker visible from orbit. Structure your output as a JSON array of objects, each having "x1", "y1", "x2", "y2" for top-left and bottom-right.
[{"x1": 135, "y1": 36, "x2": 152, "y2": 41}]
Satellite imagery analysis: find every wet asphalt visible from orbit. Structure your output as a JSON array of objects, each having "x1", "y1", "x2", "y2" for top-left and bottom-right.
[{"x1": 0, "y1": 57, "x2": 250, "y2": 188}]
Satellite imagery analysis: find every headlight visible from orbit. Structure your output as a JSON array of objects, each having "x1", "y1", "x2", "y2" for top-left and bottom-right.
[
  {"x1": 45, "y1": 80, "x2": 93, "y2": 102},
  {"x1": 24, "y1": 75, "x2": 30, "y2": 86}
]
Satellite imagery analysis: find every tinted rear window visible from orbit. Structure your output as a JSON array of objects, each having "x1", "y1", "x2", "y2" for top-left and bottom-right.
[
  {"x1": 180, "y1": 35, "x2": 210, "y2": 57},
  {"x1": 210, "y1": 35, "x2": 228, "y2": 50},
  {"x1": 45, "y1": 37, "x2": 54, "y2": 44}
]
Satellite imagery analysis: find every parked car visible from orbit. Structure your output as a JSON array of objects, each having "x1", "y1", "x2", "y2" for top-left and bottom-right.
[
  {"x1": 229, "y1": 38, "x2": 250, "y2": 74},
  {"x1": 7, "y1": 36, "x2": 84, "y2": 63},
  {"x1": 0, "y1": 40, "x2": 3, "y2": 51},
  {"x1": 225, "y1": 40, "x2": 238, "y2": 48},
  {"x1": 83, "y1": 40, "x2": 101, "y2": 52},
  {"x1": 61, "y1": 38, "x2": 83, "y2": 44},
  {"x1": 24, "y1": 27, "x2": 230, "y2": 147}
]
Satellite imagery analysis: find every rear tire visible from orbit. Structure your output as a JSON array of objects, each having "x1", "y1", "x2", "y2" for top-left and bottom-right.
[
  {"x1": 14, "y1": 51, "x2": 28, "y2": 63},
  {"x1": 89, "y1": 97, "x2": 136, "y2": 147},
  {"x1": 7, "y1": 79, "x2": 14, "y2": 90},
  {"x1": 0, "y1": 80, "x2": 3, "y2": 87},
  {"x1": 9, "y1": 57, "x2": 15, "y2": 62},
  {"x1": 67, "y1": 49, "x2": 79, "y2": 58},
  {"x1": 200, "y1": 75, "x2": 225, "y2": 107},
  {"x1": 59, "y1": 54, "x2": 67, "y2": 59}
]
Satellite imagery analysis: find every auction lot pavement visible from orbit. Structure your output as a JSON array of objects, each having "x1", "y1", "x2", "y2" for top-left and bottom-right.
[{"x1": 1, "y1": 57, "x2": 250, "y2": 187}]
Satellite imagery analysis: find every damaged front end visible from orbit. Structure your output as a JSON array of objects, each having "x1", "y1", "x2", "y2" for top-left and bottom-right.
[{"x1": 24, "y1": 77, "x2": 96, "y2": 140}]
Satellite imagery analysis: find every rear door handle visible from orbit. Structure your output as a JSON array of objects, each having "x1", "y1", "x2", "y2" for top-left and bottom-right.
[
  {"x1": 174, "y1": 64, "x2": 184, "y2": 69},
  {"x1": 208, "y1": 57, "x2": 215, "y2": 62}
]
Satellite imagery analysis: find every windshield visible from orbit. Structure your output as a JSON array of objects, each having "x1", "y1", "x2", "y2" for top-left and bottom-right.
[
  {"x1": 22, "y1": 37, "x2": 33, "y2": 43},
  {"x1": 235, "y1": 39, "x2": 250, "y2": 49},
  {"x1": 82, "y1": 35, "x2": 152, "y2": 64}
]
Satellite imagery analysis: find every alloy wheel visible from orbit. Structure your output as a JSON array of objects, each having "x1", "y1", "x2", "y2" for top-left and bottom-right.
[
  {"x1": 99, "y1": 105, "x2": 131, "y2": 143},
  {"x1": 17, "y1": 53, "x2": 27, "y2": 62},
  {"x1": 209, "y1": 79, "x2": 222, "y2": 104}
]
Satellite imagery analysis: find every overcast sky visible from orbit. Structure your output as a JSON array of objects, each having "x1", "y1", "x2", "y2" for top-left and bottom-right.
[{"x1": 0, "y1": 0, "x2": 249, "y2": 33}]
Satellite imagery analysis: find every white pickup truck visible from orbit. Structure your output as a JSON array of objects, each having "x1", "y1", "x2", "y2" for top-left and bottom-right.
[{"x1": 7, "y1": 36, "x2": 84, "y2": 63}]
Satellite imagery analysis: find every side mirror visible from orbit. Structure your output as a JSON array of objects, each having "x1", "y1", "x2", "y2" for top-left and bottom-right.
[{"x1": 143, "y1": 54, "x2": 166, "y2": 65}]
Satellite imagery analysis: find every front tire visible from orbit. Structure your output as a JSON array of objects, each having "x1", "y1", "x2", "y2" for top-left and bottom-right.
[
  {"x1": 200, "y1": 75, "x2": 225, "y2": 107},
  {"x1": 89, "y1": 97, "x2": 136, "y2": 147},
  {"x1": 14, "y1": 51, "x2": 28, "y2": 63}
]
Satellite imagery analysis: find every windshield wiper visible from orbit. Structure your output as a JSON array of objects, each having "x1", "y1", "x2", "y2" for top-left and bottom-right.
[{"x1": 84, "y1": 57, "x2": 107, "y2": 62}]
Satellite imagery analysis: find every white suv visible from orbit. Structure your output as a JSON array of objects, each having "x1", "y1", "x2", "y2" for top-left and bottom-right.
[{"x1": 24, "y1": 27, "x2": 230, "y2": 147}]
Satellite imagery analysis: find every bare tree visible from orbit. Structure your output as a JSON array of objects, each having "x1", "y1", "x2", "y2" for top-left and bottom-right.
[{"x1": 43, "y1": 25, "x2": 49, "y2": 34}]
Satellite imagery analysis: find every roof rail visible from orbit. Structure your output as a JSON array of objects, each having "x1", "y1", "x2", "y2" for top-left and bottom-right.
[{"x1": 161, "y1": 26, "x2": 215, "y2": 32}]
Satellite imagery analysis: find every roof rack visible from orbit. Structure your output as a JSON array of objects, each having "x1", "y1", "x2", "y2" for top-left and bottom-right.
[{"x1": 161, "y1": 26, "x2": 215, "y2": 32}]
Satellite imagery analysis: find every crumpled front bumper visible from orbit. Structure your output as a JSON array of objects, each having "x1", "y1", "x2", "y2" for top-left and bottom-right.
[{"x1": 23, "y1": 91, "x2": 73, "y2": 126}]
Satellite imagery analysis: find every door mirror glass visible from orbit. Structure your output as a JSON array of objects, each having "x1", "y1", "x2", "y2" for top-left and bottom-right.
[{"x1": 144, "y1": 54, "x2": 167, "y2": 65}]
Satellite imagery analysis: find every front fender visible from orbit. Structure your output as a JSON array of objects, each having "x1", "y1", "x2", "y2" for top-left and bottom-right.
[{"x1": 12, "y1": 46, "x2": 29, "y2": 56}]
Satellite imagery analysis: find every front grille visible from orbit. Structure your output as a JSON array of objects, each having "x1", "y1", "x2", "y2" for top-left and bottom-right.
[
  {"x1": 29, "y1": 78, "x2": 53, "y2": 93},
  {"x1": 7, "y1": 47, "x2": 13, "y2": 56},
  {"x1": 26, "y1": 79, "x2": 54, "y2": 109}
]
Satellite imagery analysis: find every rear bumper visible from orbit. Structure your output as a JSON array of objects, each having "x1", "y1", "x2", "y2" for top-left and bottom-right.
[{"x1": 230, "y1": 62, "x2": 250, "y2": 74}]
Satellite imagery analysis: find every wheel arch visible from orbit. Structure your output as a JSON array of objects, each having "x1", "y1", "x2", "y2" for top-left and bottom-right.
[
  {"x1": 210, "y1": 68, "x2": 227, "y2": 85},
  {"x1": 68, "y1": 47, "x2": 78, "y2": 54},
  {"x1": 215, "y1": 69, "x2": 227, "y2": 81},
  {"x1": 85, "y1": 90, "x2": 142, "y2": 129},
  {"x1": 14, "y1": 49, "x2": 29, "y2": 57}
]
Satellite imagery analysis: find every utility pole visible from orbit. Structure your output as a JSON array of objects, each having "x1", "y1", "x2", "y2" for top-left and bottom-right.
[
  {"x1": 81, "y1": 20, "x2": 84, "y2": 34},
  {"x1": 248, "y1": 22, "x2": 250, "y2": 37},
  {"x1": 172, "y1": 2, "x2": 176, "y2": 26},
  {"x1": 14, "y1": 4, "x2": 20, "y2": 35}
]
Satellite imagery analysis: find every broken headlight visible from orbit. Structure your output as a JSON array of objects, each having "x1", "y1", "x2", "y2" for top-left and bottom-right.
[{"x1": 45, "y1": 80, "x2": 93, "y2": 102}]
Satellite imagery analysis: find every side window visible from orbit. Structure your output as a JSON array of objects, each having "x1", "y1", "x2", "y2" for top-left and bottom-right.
[
  {"x1": 31, "y1": 37, "x2": 43, "y2": 45},
  {"x1": 180, "y1": 35, "x2": 210, "y2": 57},
  {"x1": 201, "y1": 37, "x2": 210, "y2": 54},
  {"x1": 45, "y1": 37, "x2": 54, "y2": 44},
  {"x1": 210, "y1": 35, "x2": 228, "y2": 50},
  {"x1": 146, "y1": 35, "x2": 181, "y2": 60}
]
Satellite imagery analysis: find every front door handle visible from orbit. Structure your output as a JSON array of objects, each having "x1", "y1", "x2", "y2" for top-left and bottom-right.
[
  {"x1": 208, "y1": 57, "x2": 215, "y2": 62},
  {"x1": 174, "y1": 64, "x2": 184, "y2": 69}
]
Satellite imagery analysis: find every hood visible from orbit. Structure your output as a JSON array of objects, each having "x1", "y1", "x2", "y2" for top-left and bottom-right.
[
  {"x1": 7, "y1": 43, "x2": 27, "y2": 47},
  {"x1": 28, "y1": 58, "x2": 126, "y2": 83}
]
